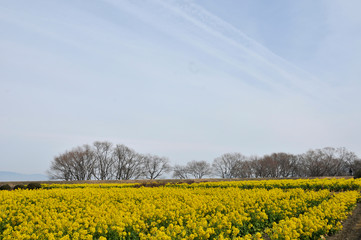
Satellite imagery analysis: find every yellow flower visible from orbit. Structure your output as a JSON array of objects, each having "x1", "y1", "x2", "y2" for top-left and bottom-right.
[{"x1": 0, "y1": 178, "x2": 359, "y2": 240}]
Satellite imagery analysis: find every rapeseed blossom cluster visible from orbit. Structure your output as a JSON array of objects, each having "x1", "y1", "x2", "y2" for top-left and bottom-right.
[
  {"x1": 172, "y1": 178, "x2": 361, "y2": 191},
  {"x1": 42, "y1": 178, "x2": 361, "y2": 191},
  {"x1": 0, "y1": 179, "x2": 359, "y2": 239},
  {"x1": 265, "y1": 190, "x2": 359, "y2": 239}
]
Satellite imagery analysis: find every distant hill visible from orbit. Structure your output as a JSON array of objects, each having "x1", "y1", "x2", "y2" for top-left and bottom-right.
[{"x1": 0, "y1": 171, "x2": 48, "y2": 182}]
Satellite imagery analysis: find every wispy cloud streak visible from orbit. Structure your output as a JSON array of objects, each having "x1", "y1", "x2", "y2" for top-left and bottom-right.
[{"x1": 105, "y1": 0, "x2": 325, "y2": 97}]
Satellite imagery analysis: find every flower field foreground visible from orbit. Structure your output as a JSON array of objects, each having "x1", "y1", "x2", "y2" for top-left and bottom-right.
[
  {"x1": 1, "y1": 181, "x2": 360, "y2": 240},
  {"x1": 41, "y1": 178, "x2": 361, "y2": 191},
  {"x1": 170, "y1": 178, "x2": 361, "y2": 191}
]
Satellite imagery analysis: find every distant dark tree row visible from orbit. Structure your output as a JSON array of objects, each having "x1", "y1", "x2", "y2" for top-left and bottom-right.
[
  {"x1": 0, "y1": 183, "x2": 41, "y2": 191},
  {"x1": 48, "y1": 141, "x2": 171, "y2": 181},
  {"x1": 173, "y1": 147, "x2": 361, "y2": 179}
]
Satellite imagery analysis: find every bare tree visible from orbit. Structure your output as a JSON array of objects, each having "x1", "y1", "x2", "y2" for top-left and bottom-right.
[
  {"x1": 299, "y1": 149, "x2": 326, "y2": 177},
  {"x1": 232, "y1": 160, "x2": 254, "y2": 178},
  {"x1": 68, "y1": 145, "x2": 95, "y2": 180},
  {"x1": 260, "y1": 155, "x2": 280, "y2": 177},
  {"x1": 48, "y1": 144, "x2": 95, "y2": 181},
  {"x1": 251, "y1": 155, "x2": 270, "y2": 178},
  {"x1": 142, "y1": 154, "x2": 171, "y2": 179},
  {"x1": 350, "y1": 159, "x2": 361, "y2": 176},
  {"x1": 335, "y1": 147, "x2": 359, "y2": 176},
  {"x1": 186, "y1": 160, "x2": 213, "y2": 179},
  {"x1": 112, "y1": 144, "x2": 143, "y2": 180},
  {"x1": 290, "y1": 154, "x2": 305, "y2": 177},
  {"x1": 269, "y1": 153, "x2": 298, "y2": 178},
  {"x1": 48, "y1": 151, "x2": 74, "y2": 180},
  {"x1": 319, "y1": 147, "x2": 345, "y2": 176},
  {"x1": 299, "y1": 147, "x2": 355, "y2": 177},
  {"x1": 213, "y1": 153, "x2": 247, "y2": 178},
  {"x1": 92, "y1": 141, "x2": 114, "y2": 180},
  {"x1": 172, "y1": 165, "x2": 190, "y2": 179}
]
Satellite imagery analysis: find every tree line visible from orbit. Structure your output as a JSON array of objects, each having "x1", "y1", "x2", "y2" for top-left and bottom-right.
[
  {"x1": 48, "y1": 141, "x2": 171, "y2": 181},
  {"x1": 48, "y1": 142, "x2": 361, "y2": 180},
  {"x1": 175, "y1": 147, "x2": 360, "y2": 179}
]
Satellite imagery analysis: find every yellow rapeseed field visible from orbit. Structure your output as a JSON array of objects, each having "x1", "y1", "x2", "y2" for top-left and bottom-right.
[{"x1": 0, "y1": 178, "x2": 360, "y2": 240}]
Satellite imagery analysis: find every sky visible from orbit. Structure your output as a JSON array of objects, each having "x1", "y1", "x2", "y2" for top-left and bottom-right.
[{"x1": 1, "y1": 0, "x2": 361, "y2": 175}]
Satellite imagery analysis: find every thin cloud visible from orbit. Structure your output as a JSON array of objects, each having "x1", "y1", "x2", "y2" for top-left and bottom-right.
[
  {"x1": 105, "y1": 0, "x2": 325, "y2": 97},
  {"x1": 159, "y1": 0, "x2": 330, "y2": 95}
]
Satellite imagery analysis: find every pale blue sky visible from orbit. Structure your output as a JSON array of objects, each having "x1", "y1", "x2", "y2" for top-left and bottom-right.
[{"x1": 1, "y1": 0, "x2": 361, "y2": 174}]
